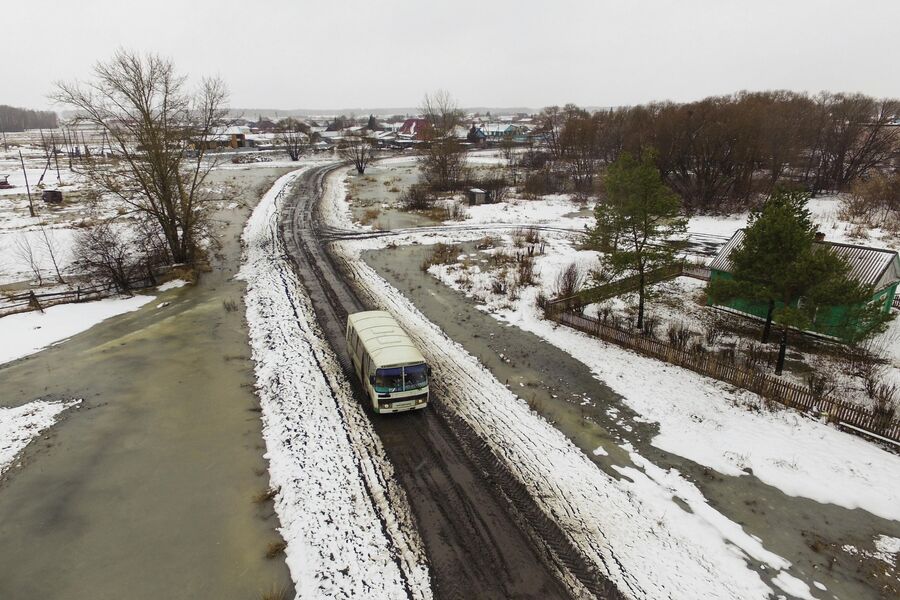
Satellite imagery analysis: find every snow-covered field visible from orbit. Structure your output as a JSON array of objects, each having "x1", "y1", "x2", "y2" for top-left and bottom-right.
[
  {"x1": 239, "y1": 168, "x2": 431, "y2": 599},
  {"x1": 324, "y1": 169, "x2": 873, "y2": 600},
  {"x1": 0, "y1": 399, "x2": 80, "y2": 475},
  {"x1": 0, "y1": 294, "x2": 154, "y2": 366}
]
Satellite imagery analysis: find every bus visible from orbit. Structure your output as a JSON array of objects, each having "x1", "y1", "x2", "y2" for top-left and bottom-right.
[{"x1": 346, "y1": 310, "x2": 431, "y2": 414}]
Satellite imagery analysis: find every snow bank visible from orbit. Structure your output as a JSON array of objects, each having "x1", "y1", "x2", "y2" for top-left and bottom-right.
[
  {"x1": 239, "y1": 168, "x2": 431, "y2": 600},
  {"x1": 0, "y1": 399, "x2": 79, "y2": 474},
  {"x1": 0, "y1": 294, "x2": 154, "y2": 366}
]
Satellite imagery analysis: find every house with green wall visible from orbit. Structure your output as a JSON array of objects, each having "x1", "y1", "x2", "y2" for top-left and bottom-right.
[{"x1": 707, "y1": 229, "x2": 900, "y2": 340}]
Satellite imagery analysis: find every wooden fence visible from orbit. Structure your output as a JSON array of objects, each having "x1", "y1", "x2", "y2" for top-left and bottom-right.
[
  {"x1": 545, "y1": 301, "x2": 900, "y2": 444},
  {"x1": 0, "y1": 274, "x2": 160, "y2": 317}
]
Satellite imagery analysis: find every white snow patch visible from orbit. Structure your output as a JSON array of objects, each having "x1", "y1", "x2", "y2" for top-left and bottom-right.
[
  {"x1": 0, "y1": 399, "x2": 80, "y2": 474},
  {"x1": 0, "y1": 295, "x2": 154, "y2": 365},
  {"x1": 157, "y1": 278, "x2": 189, "y2": 291},
  {"x1": 770, "y1": 571, "x2": 816, "y2": 600},
  {"x1": 873, "y1": 535, "x2": 900, "y2": 567}
]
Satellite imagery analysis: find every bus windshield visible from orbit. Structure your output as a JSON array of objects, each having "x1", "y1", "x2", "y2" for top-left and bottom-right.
[
  {"x1": 373, "y1": 364, "x2": 429, "y2": 393},
  {"x1": 403, "y1": 364, "x2": 428, "y2": 390}
]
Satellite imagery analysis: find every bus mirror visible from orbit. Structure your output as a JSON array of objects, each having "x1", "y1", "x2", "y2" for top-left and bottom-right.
[
  {"x1": 426, "y1": 366, "x2": 432, "y2": 376},
  {"x1": 368, "y1": 375, "x2": 375, "y2": 385}
]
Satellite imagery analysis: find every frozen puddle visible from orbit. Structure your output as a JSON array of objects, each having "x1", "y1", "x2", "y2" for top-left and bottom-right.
[{"x1": 0, "y1": 399, "x2": 80, "y2": 474}]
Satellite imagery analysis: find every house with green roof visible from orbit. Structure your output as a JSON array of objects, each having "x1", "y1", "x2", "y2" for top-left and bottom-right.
[{"x1": 707, "y1": 230, "x2": 900, "y2": 340}]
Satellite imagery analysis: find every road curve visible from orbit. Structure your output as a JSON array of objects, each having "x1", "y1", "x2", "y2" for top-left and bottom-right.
[{"x1": 279, "y1": 163, "x2": 623, "y2": 600}]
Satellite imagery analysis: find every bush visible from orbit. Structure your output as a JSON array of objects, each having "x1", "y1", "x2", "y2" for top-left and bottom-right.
[
  {"x1": 666, "y1": 321, "x2": 693, "y2": 351},
  {"x1": 420, "y1": 243, "x2": 461, "y2": 271},
  {"x1": 523, "y1": 168, "x2": 565, "y2": 196},
  {"x1": 400, "y1": 183, "x2": 434, "y2": 210},
  {"x1": 553, "y1": 262, "x2": 585, "y2": 299},
  {"x1": 516, "y1": 254, "x2": 536, "y2": 287}
]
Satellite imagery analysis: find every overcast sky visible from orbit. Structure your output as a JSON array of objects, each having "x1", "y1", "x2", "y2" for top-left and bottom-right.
[{"x1": 7, "y1": 0, "x2": 900, "y2": 112}]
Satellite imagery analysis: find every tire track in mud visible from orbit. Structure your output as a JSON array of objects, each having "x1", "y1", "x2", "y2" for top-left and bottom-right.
[{"x1": 280, "y1": 163, "x2": 625, "y2": 600}]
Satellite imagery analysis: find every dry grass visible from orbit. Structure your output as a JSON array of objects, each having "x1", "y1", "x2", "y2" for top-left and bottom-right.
[
  {"x1": 265, "y1": 540, "x2": 287, "y2": 559},
  {"x1": 253, "y1": 486, "x2": 279, "y2": 504},
  {"x1": 420, "y1": 243, "x2": 461, "y2": 271},
  {"x1": 259, "y1": 584, "x2": 292, "y2": 600},
  {"x1": 222, "y1": 298, "x2": 239, "y2": 312},
  {"x1": 358, "y1": 207, "x2": 380, "y2": 226}
]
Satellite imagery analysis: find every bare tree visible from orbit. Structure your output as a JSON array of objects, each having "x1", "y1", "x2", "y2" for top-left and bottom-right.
[
  {"x1": 52, "y1": 50, "x2": 228, "y2": 264},
  {"x1": 13, "y1": 235, "x2": 43, "y2": 285},
  {"x1": 419, "y1": 90, "x2": 467, "y2": 190},
  {"x1": 277, "y1": 118, "x2": 311, "y2": 161},
  {"x1": 72, "y1": 222, "x2": 137, "y2": 291},
  {"x1": 38, "y1": 223, "x2": 66, "y2": 284},
  {"x1": 339, "y1": 135, "x2": 375, "y2": 174}
]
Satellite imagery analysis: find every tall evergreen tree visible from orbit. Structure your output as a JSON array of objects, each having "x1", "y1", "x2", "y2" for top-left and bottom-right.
[
  {"x1": 708, "y1": 189, "x2": 885, "y2": 374},
  {"x1": 588, "y1": 152, "x2": 687, "y2": 329}
]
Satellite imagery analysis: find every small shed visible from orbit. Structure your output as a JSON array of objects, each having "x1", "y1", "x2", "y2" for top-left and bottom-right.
[
  {"x1": 708, "y1": 229, "x2": 900, "y2": 339},
  {"x1": 467, "y1": 188, "x2": 489, "y2": 205}
]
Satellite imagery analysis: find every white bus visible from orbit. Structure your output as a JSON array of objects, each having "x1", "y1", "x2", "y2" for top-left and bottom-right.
[{"x1": 346, "y1": 310, "x2": 431, "y2": 414}]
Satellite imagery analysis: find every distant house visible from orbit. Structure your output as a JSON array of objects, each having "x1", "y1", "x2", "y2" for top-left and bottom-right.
[
  {"x1": 708, "y1": 229, "x2": 900, "y2": 339},
  {"x1": 195, "y1": 126, "x2": 254, "y2": 150},
  {"x1": 398, "y1": 118, "x2": 431, "y2": 140},
  {"x1": 481, "y1": 122, "x2": 530, "y2": 143},
  {"x1": 466, "y1": 125, "x2": 487, "y2": 145}
]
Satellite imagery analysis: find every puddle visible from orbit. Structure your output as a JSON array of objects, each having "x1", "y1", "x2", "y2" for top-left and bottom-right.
[{"x1": 0, "y1": 166, "x2": 296, "y2": 599}]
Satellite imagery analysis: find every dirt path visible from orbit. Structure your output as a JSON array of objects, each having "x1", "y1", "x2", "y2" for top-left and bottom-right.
[
  {"x1": 280, "y1": 164, "x2": 615, "y2": 599},
  {"x1": 0, "y1": 166, "x2": 296, "y2": 600}
]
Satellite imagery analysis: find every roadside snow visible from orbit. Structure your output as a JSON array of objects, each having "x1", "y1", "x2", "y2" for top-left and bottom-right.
[
  {"x1": 0, "y1": 295, "x2": 153, "y2": 366},
  {"x1": 239, "y1": 167, "x2": 431, "y2": 600},
  {"x1": 0, "y1": 399, "x2": 80, "y2": 474}
]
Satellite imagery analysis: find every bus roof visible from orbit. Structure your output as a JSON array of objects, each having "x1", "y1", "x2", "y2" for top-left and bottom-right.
[{"x1": 347, "y1": 310, "x2": 425, "y2": 369}]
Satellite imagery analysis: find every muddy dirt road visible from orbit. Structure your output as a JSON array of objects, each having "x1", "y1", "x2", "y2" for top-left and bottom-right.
[
  {"x1": 0, "y1": 166, "x2": 295, "y2": 600},
  {"x1": 280, "y1": 164, "x2": 622, "y2": 600}
]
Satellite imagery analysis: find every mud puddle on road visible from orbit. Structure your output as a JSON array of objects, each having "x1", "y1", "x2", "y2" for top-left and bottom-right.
[
  {"x1": 0, "y1": 167, "x2": 296, "y2": 600},
  {"x1": 365, "y1": 243, "x2": 900, "y2": 600}
]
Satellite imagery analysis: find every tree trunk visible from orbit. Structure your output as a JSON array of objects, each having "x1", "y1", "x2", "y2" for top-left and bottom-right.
[
  {"x1": 762, "y1": 300, "x2": 775, "y2": 343},
  {"x1": 775, "y1": 326, "x2": 788, "y2": 375},
  {"x1": 636, "y1": 271, "x2": 645, "y2": 330}
]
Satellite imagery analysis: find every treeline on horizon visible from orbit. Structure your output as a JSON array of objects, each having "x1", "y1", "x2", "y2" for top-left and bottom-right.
[
  {"x1": 534, "y1": 91, "x2": 899, "y2": 213},
  {"x1": 0, "y1": 104, "x2": 58, "y2": 132}
]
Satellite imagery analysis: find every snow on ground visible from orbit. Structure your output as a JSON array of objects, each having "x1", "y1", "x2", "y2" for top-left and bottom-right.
[
  {"x1": 0, "y1": 294, "x2": 154, "y2": 366},
  {"x1": 458, "y1": 194, "x2": 591, "y2": 230},
  {"x1": 324, "y1": 168, "x2": 818, "y2": 600},
  {"x1": 685, "y1": 194, "x2": 897, "y2": 249},
  {"x1": 156, "y1": 279, "x2": 189, "y2": 291},
  {"x1": 0, "y1": 399, "x2": 80, "y2": 475},
  {"x1": 239, "y1": 168, "x2": 431, "y2": 600}
]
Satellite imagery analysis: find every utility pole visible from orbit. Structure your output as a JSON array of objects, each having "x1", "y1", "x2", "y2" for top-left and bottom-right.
[
  {"x1": 51, "y1": 131, "x2": 62, "y2": 184},
  {"x1": 19, "y1": 150, "x2": 36, "y2": 217}
]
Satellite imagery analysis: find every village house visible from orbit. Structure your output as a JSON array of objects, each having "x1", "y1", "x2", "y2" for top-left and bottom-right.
[{"x1": 707, "y1": 229, "x2": 900, "y2": 340}]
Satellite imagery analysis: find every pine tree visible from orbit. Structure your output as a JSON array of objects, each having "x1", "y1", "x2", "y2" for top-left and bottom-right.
[
  {"x1": 708, "y1": 189, "x2": 885, "y2": 374},
  {"x1": 588, "y1": 152, "x2": 687, "y2": 329}
]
